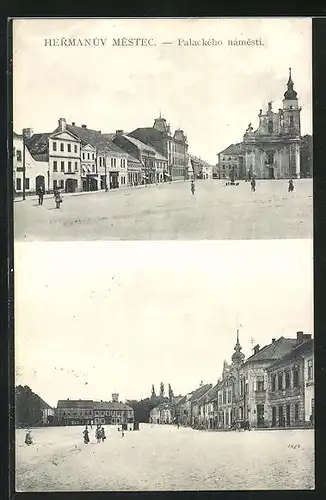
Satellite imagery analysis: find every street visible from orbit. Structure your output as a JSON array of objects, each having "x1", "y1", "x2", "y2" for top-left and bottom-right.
[
  {"x1": 14, "y1": 179, "x2": 313, "y2": 241},
  {"x1": 16, "y1": 424, "x2": 314, "y2": 491}
]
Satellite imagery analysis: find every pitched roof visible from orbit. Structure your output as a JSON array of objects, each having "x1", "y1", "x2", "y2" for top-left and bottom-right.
[
  {"x1": 205, "y1": 384, "x2": 219, "y2": 402},
  {"x1": 190, "y1": 155, "x2": 214, "y2": 168},
  {"x1": 189, "y1": 384, "x2": 212, "y2": 402},
  {"x1": 244, "y1": 337, "x2": 297, "y2": 365},
  {"x1": 38, "y1": 396, "x2": 53, "y2": 410},
  {"x1": 129, "y1": 127, "x2": 164, "y2": 146},
  {"x1": 218, "y1": 143, "x2": 243, "y2": 156},
  {"x1": 13, "y1": 131, "x2": 23, "y2": 139},
  {"x1": 267, "y1": 339, "x2": 314, "y2": 370},
  {"x1": 25, "y1": 133, "x2": 52, "y2": 161},
  {"x1": 122, "y1": 135, "x2": 167, "y2": 161},
  {"x1": 65, "y1": 124, "x2": 102, "y2": 147},
  {"x1": 93, "y1": 401, "x2": 134, "y2": 411},
  {"x1": 57, "y1": 399, "x2": 94, "y2": 409}
]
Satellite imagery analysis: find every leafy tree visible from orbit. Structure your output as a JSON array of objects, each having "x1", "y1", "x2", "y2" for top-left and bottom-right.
[
  {"x1": 151, "y1": 384, "x2": 156, "y2": 398},
  {"x1": 168, "y1": 383, "x2": 174, "y2": 401},
  {"x1": 300, "y1": 134, "x2": 313, "y2": 178},
  {"x1": 15, "y1": 385, "x2": 42, "y2": 427},
  {"x1": 159, "y1": 382, "x2": 165, "y2": 398}
]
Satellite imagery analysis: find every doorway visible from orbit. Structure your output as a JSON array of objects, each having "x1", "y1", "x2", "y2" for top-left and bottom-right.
[
  {"x1": 268, "y1": 167, "x2": 275, "y2": 179},
  {"x1": 65, "y1": 178, "x2": 78, "y2": 193},
  {"x1": 278, "y1": 406, "x2": 284, "y2": 427},
  {"x1": 286, "y1": 405, "x2": 291, "y2": 427},
  {"x1": 35, "y1": 175, "x2": 45, "y2": 192},
  {"x1": 272, "y1": 407, "x2": 277, "y2": 427},
  {"x1": 257, "y1": 405, "x2": 265, "y2": 427}
]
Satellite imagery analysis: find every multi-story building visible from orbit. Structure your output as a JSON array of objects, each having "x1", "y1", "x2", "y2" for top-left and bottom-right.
[
  {"x1": 125, "y1": 153, "x2": 143, "y2": 186},
  {"x1": 190, "y1": 156, "x2": 214, "y2": 180},
  {"x1": 203, "y1": 385, "x2": 219, "y2": 429},
  {"x1": 130, "y1": 115, "x2": 189, "y2": 181},
  {"x1": 149, "y1": 403, "x2": 173, "y2": 424},
  {"x1": 39, "y1": 398, "x2": 55, "y2": 425},
  {"x1": 266, "y1": 333, "x2": 313, "y2": 427},
  {"x1": 113, "y1": 131, "x2": 168, "y2": 184},
  {"x1": 242, "y1": 69, "x2": 302, "y2": 179},
  {"x1": 13, "y1": 131, "x2": 23, "y2": 193},
  {"x1": 176, "y1": 393, "x2": 193, "y2": 426},
  {"x1": 238, "y1": 335, "x2": 301, "y2": 428},
  {"x1": 93, "y1": 394, "x2": 134, "y2": 426},
  {"x1": 189, "y1": 383, "x2": 212, "y2": 427},
  {"x1": 216, "y1": 143, "x2": 244, "y2": 180},
  {"x1": 55, "y1": 399, "x2": 94, "y2": 426}
]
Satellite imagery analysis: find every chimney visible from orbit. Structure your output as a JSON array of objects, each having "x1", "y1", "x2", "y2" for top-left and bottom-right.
[
  {"x1": 82, "y1": 124, "x2": 87, "y2": 128},
  {"x1": 67, "y1": 398, "x2": 69, "y2": 400},
  {"x1": 98, "y1": 130, "x2": 101, "y2": 134},
  {"x1": 22, "y1": 128, "x2": 33, "y2": 139},
  {"x1": 112, "y1": 393, "x2": 119, "y2": 402},
  {"x1": 253, "y1": 344, "x2": 260, "y2": 354},
  {"x1": 296, "y1": 331, "x2": 304, "y2": 345},
  {"x1": 58, "y1": 118, "x2": 66, "y2": 131},
  {"x1": 72, "y1": 122, "x2": 76, "y2": 126},
  {"x1": 116, "y1": 130, "x2": 124, "y2": 136},
  {"x1": 272, "y1": 338, "x2": 276, "y2": 343}
]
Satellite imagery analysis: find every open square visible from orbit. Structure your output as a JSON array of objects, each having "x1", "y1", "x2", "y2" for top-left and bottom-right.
[
  {"x1": 16, "y1": 424, "x2": 314, "y2": 491},
  {"x1": 14, "y1": 179, "x2": 313, "y2": 241}
]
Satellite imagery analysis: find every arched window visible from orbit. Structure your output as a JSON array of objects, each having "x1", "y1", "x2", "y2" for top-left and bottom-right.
[
  {"x1": 290, "y1": 116, "x2": 294, "y2": 126},
  {"x1": 268, "y1": 120, "x2": 273, "y2": 133}
]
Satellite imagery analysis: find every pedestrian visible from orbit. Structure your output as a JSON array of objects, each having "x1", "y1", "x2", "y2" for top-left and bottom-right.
[
  {"x1": 121, "y1": 430, "x2": 125, "y2": 438},
  {"x1": 288, "y1": 178, "x2": 294, "y2": 192},
  {"x1": 37, "y1": 185, "x2": 44, "y2": 205},
  {"x1": 25, "y1": 429, "x2": 33, "y2": 446},
  {"x1": 54, "y1": 187, "x2": 63, "y2": 209},
  {"x1": 100, "y1": 427, "x2": 106, "y2": 442},
  {"x1": 95, "y1": 425, "x2": 101, "y2": 443},
  {"x1": 191, "y1": 180, "x2": 195, "y2": 195},
  {"x1": 251, "y1": 177, "x2": 256, "y2": 192},
  {"x1": 83, "y1": 425, "x2": 90, "y2": 444}
]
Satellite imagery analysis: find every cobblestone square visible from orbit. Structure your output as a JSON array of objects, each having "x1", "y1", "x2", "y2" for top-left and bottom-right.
[
  {"x1": 16, "y1": 424, "x2": 314, "y2": 491},
  {"x1": 14, "y1": 179, "x2": 313, "y2": 241}
]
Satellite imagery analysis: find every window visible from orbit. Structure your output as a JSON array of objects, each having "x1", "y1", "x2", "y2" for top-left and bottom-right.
[
  {"x1": 83, "y1": 153, "x2": 85, "y2": 160},
  {"x1": 285, "y1": 371, "x2": 290, "y2": 389},
  {"x1": 53, "y1": 161, "x2": 58, "y2": 172},
  {"x1": 60, "y1": 143, "x2": 64, "y2": 152},
  {"x1": 294, "y1": 403, "x2": 299, "y2": 420},
  {"x1": 293, "y1": 368, "x2": 299, "y2": 387},
  {"x1": 16, "y1": 178, "x2": 21, "y2": 190},
  {"x1": 68, "y1": 144, "x2": 71, "y2": 152},
  {"x1": 53, "y1": 142, "x2": 57, "y2": 151},
  {"x1": 53, "y1": 180, "x2": 57, "y2": 190},
  {"x1": 25, "y1": 178, "x2": 30, "y2": 189},
  {"x1": 92, "y1": 165, "x2": 95, "y2": 173},
  {"x1": 110, "y1": 158, "x2": 113, "y2": 167},
  {"x1": 87, "y1": 153, "x2": 90, "y2": 160},
  {"x1": 16, "y1": 150, "x2": 22, "y2": 162},
  {"x1": 278, "y1": 373, "x2": 283, "y2": 390},
  {"x1": 92, "y1": 153, "x2": 94, "y2": 160},
  {"x1": 257, "y1": 378, "x2": 264, "y2": 391},
  {"x1": 74, "y1": 145, "x2": 77, "y2": 153},
  {"x1": 223, "y1": 391, "x2": 226, "y2": 404},
  {"x1": 308, "y1": 360, "x2": 313, "y2": 380},
  {"x1": 59, "y1": 180, "x2": 64, "y2": 189},
  {"x1": 290, "y1": 116, "x2": 294, "y2": 126},
  {"x1": 268, "y1": 120, "x2": 273, "y2": 133},
  {"x1": 60, "y1": 161, "x2": 64, "y2": 172},
  {"x1": 75, "y1": 162, "x2": 78, "y2": 171},
  {"x1": 100, "y1": 157, "x2": 102, "y2": 167},
  {"x1": 68, "y1": 161, "x2": 72, "y2": 172}
]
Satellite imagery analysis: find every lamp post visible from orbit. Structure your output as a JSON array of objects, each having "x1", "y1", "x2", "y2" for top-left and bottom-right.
[{"x1": 22, "y1": 132, "x2": 26, "y2": 201}]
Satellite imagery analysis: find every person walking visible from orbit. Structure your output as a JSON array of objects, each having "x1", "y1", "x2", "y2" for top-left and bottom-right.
[
  {"x1": 288, "y1": 179, "x2": 294, "y2": 192},
  {"x1": 191, "y1": 180, "x2": 195, "y2": 195},
  {"x1": 250, "y1": 177, "x2": 256, "y2": 192},
  {"x1": 100, "y1": 427, "x2": 106, "y2": 442},
  {"x1": 83, "y1": 426, "x2": 90, "y2": 445},
  {"x1": 54, "y1": 187, "x2": 63, "y2": 209},
  {"x1": 25, "y1": 429, "x2": 33, "y2": 446},
  {"x1": 37, "y1": 185, "x2": 44, "y2": 205}
]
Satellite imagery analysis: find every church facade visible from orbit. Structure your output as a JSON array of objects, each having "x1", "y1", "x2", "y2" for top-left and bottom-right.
[{"x1": 243, "y1": 69, "x2": 302, "y2": 180}]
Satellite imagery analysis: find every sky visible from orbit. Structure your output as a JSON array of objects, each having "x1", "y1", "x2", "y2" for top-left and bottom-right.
[
  {"x1": 14, "y1": 239, "x2": 313, "y2": 408},
  {"x1": 13, "y1": 18, "x2": 312, "y2": 164}
]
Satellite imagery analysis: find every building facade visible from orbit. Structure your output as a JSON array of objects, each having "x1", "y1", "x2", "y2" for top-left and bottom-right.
[
  {"x1": 149, "y1": 403, "x2": 173, "y2": 424},
  {"x1": 190, "y1": 156, "x2": 214, "y2": 180},
  {"x1": 55, "y1": 399, "x2": 94, "y2": 426},
  {"x1": 266, "y1": 334, "x2": 313, "y2": 427},
  {"x1": 216, "y1": 143, "x2": 244, "y2": 180},
  {"x1": 93, "y1": 394, "x2": 134, "y2": 426},
  {"x1": 130, "y1": 115, "x2": 189, "y2": 181},
  {"x1": 242, "y1": 69, "x2": 302, "y2": 179}
]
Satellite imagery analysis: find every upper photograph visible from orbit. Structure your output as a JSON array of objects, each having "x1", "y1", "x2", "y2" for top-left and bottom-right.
[{"x1": 12, "y1": 18, "x2": 312, "y2": 241}]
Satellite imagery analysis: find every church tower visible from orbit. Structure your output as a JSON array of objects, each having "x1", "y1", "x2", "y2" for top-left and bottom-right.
[
  {"x1": 231, "y1": 329, "x2": 245, "y2": 366},
  {"x1": 282, "y1": 68, "x2": 301, "y2": 136}
]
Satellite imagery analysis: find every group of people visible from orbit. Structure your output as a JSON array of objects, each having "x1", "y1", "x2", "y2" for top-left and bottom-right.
[
  {"x1": 82, "y1": 424, "x2": 106, "y2": 444},
  {"x1": 36, "y1": 185, "x2": 63, "y2": 209},
  {"x1": 250, "y1": 177, "x2": 295, "y2": 193}
]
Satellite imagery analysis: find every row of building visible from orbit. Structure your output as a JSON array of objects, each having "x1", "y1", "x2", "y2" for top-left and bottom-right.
[
  {"x1": 31, "y1": 393, "x2": 135, "y2": 427},
  {"x1": 150, "y1": 330, "x2": 314, "y2": 430},
  {"x1": 13, "y1": 115, "x2": 214, "y2": 195},
  {"x1": 215, "y1": 69, "x2": 312, "y2": 180}
]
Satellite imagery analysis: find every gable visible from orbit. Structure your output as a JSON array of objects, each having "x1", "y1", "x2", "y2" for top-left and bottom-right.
[
  {"x1": 81, "y1": 143, "x2": 96, "y2": 152},
  {"x1": 51, "y1": 131, "x2": 80, "y2": 142}
]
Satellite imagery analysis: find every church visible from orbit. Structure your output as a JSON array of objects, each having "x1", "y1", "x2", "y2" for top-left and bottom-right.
[{"x1": 242, "y1": 68, "x2": 302, "y2": 180}]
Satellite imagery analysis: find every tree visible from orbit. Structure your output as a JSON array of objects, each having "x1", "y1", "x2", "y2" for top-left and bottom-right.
[
  {"x1": 168, "y1": 383, "x2": 174, "y2": 402},
  {"x1": 300, "y1": 134, "x2": 313, "y2": 178},
  {"x1": 151, "y1": 384, "x2": 156, "y2": 398},
  {"x1": 15, "y1": 385, "x2": 42, "y2": 427},
  {"x1": 159, "y1": 382, "x2": 165, "y2": 398}
]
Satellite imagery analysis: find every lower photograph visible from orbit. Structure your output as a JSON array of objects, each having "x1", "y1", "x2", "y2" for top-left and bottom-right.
[{"x1": 14, "y1": 239, "x2": 314, "y2": 491}]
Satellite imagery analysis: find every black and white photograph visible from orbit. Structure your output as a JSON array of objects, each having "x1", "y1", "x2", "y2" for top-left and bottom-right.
[
  {"x1": 11, "y1": 17, "x2": 314, "y2": 494},
  {"x1": 15, "y1": 240, "x2": 314, "y2": 491},
  {"x1": 13, "y1": 18, "x2": 312, "y2": 241}
]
